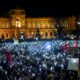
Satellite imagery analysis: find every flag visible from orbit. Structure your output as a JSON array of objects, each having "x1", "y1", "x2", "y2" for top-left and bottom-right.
[
  {"x1": 73, "y1": 41, "x2": 78, "y2": 48},
  {"x1": 5, "y1": 50, "x2": 12, "y2": 64},
  {"x1": 62, "y1": 43, "x2": 70, "y2": 52}
]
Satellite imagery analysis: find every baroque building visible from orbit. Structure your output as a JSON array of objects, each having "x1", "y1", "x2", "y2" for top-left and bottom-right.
[{"x1": 0, "y1": 9, "x2": 77, "y2": 39}]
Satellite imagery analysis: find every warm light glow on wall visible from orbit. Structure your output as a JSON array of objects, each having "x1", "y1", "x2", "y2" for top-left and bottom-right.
[
  {"x1": 18, "y1": 23, "x2": 21, "y2": 28},
  {"x1": 40, "y1": 32, "x2": 43, "y2": 34},
  {"x1": 16, "y1": 21, "x2": 21, "y2": 28},
  {"x1": 31, "y1": 32, "x2": 34, "y2": 34}
]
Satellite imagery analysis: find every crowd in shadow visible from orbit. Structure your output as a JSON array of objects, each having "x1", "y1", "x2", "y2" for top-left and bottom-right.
[{"x1": 0, "y1": 41, "x2": 80, "y2": 80}]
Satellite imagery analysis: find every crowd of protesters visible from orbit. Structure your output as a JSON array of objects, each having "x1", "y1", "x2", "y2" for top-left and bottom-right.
[{"x1": 0, "y1": 40, "x2": 80, "y2": 80}]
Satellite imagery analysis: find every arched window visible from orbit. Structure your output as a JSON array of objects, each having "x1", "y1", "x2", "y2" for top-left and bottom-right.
[
  {"x1": 6, "y1": 33, "x2": 8, "y2": 37},
  {"x1": 15, "y1": 18, "x2": 21, "y2": 28},
  {"x1": 50, "y1": 32, "x2": 53, "y2": 37},
  {"x1": 45, "y1": 32, "x2": 48, "y2": 37},
  {"x1": 1, "y1": 34, "x2": 5, "y2": 40}
]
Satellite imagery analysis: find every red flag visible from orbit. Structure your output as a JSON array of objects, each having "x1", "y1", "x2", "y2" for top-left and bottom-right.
[
  {"x1": 73, "y1": 41, "x2": 78, "y2": 48},
  {"x1": 62, "y1": 43, "x2": 70, "y2": 52},
  {"x1": 5, "y1": 50, "x2": 12, "y2": 64}
]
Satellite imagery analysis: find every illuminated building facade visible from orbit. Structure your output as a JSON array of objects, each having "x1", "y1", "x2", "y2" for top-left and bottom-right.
[{"x1": 0, "y1": 9, "x2": 77, "y2": 39}]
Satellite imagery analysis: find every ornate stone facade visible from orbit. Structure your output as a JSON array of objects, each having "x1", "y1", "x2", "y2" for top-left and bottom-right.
[{"x1": 0, "y1": 9, "x2": 77, "y2": 39}]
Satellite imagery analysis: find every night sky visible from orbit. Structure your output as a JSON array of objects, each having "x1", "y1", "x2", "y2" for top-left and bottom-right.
[{"x1": 0, "y1": 0, "x2": 80, "y2": 17}]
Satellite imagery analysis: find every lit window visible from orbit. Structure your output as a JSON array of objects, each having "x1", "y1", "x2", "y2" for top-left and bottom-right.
[
  {"x1": 40, "y1": 32, "x2": 43, "y2": 35},
  {"x1": 16, "y1": 21, "x2": 21, "y2": 28},
  {"x1": 2, "y1": 24, "x2": 4, "y2": 28},
  {"x1": 28, "y1": 22, "x2": 31, "y2": 28}
]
